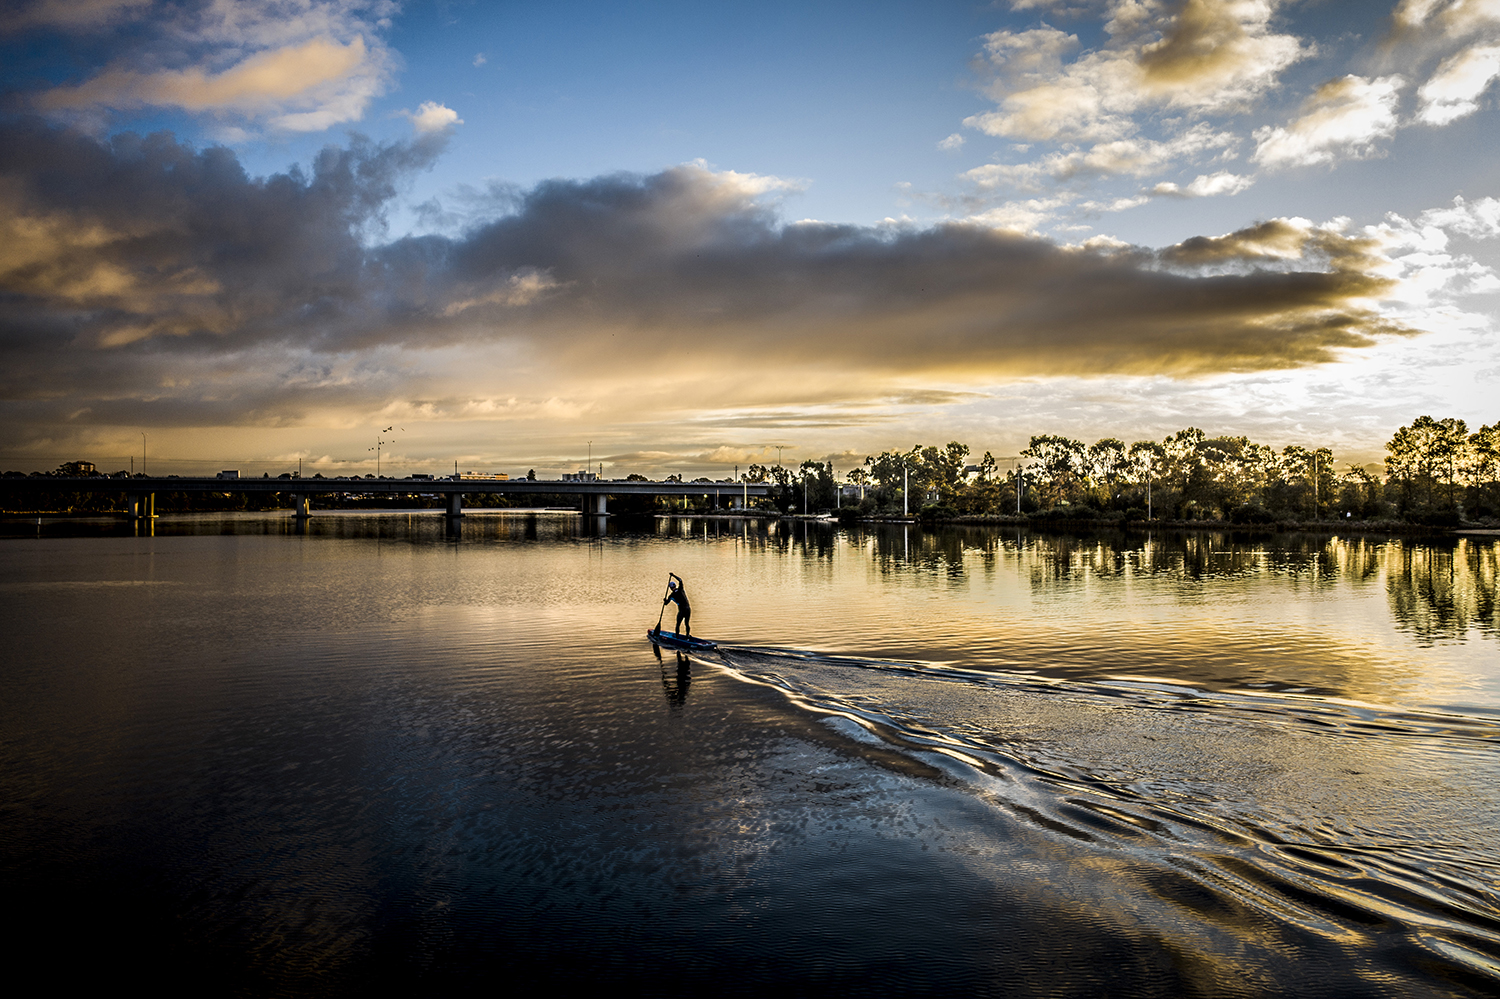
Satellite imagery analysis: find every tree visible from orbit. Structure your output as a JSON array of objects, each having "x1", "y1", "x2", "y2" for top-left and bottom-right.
[
  {"x1": 865, "y1": 451, "x2": 909, "y2": 491},
  {"x1": 1339, "y1": 465, "x2": 1384, "y2": 518},
  {"x1": 1387, "y1": 416, "x2": 1467, "y2": 511},
  {"x1": 1125, "y1": 440, "x2": 1164, "y2": 516},
  {"x1": 797, "y1": 460, "x2": 837, "y2": 511},
  {"x1": 1087, "y1": 438, "x2": 1126, "y2": 505},
  {"x1": 1468, "y1": 423, "x2": 1500, "y2": 514},
  {"x1": 1021, "y1": 435, "x2": 1085, "y2": 507}
]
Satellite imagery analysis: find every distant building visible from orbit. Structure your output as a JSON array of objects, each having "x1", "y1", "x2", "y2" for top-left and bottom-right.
[
  {"x1": 458, "y1": 472, "x2": 509, "y2": 480},
  {"x1": 58, "y1": 460, "x2": 96, "y2": 476},
  {"x1": 561, "y1": 471, "x2": 597, "y2": 482},
  {"x1": 217, "y1": 470, "x2": 239, "y2": 479}
]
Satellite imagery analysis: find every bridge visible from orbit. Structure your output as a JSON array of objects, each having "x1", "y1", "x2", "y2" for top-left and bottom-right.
[{"x1": 15, "y1": 475, "x2": 775, "y2": 519}]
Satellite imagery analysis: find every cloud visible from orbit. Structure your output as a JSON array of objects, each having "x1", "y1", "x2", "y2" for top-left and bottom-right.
[
  {"x1": 1392, "y1": 0, "x2": 1500, "y2": 38},
  {"x1": 1365, "y1": 197, "x2": 1500, "y2": 304},
  {"x1": 1079, "y1": 194, "x2": 1151, "y2": 213},
  {"x1": 37, "y1": 35, "x2": 389, "y2": 131},
  {"x1": 24, "y1": 0, "x2": 397, "y2": 132},
  {"x1": 472, "y1": 52, "x2": 486, "y2": 67},
  {"x1": 1135, "y1": 0, "x2": 1310, "y2": 102},
  {"x1": 1252, "y1": 75, "x2": 1404, "y2": 168},
  {"x1": 1158, "y1": 218, "x2": 1382, "y2": 273},
  {"x1": 1416, "y1": 42, "x2": 1500, "y2": 123},
  {"x1": 938, "y1": 132, "x2": 966, "y2": 151},
  {"x1": 1183, "y1": 169, "x2": 1254, "y2": 196},
  {"x1": 964, "y1": 1, "x2": 1309, "y2": 144},
  {"x1": 406, "y1": 101, "x2": 463, "y2": 133},
  {"x1": 0, "y1": 123, "x2": 1444, "y2": 443},
  {"x1": 965, "y1": 123, "x2": 1236, "y2": 190},
  {"x1": 1415, "y1": 194, "x2": 1500, "y2": 239},
  {"x1": 962, "y1": 195, "x2": 1079, "y2": 232},
  {"x1": 0, "y1": 118, "x2": 448, "y2": 354}
]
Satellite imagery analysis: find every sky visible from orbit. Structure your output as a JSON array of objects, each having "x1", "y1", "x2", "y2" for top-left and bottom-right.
[{"x1": 1, "y1": 0, "x2": 1497, "y2": 478}]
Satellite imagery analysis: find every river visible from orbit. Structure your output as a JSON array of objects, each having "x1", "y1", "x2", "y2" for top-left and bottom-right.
[{"x1": 2, "y1": 513, "x2": 1497, "y2": 996}]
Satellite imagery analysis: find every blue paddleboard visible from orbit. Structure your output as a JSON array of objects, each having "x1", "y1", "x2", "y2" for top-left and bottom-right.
[{"x1": 647, "y1": 629, "x2": 717, "y2": 651}]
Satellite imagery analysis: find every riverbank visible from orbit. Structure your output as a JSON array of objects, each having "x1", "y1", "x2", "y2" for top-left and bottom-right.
[{"x1": 7, "y1": 507, "x2": 1495, "y2": 539}]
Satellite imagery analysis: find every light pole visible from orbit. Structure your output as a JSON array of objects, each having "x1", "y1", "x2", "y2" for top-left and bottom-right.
[
  {"x1": 369, "y1": 426, "x2": 400, "y2": 477},
  {"x1": 141, "y1": 433, "x2": 146, "y2": 476},
  {"x1": 1311, "y1": 451, "x2": 1318, "y2": 519}
]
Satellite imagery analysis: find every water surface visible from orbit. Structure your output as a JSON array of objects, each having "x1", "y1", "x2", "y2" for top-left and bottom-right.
[{"x1": 2, "y1": 513, "x2": 1497, "y2": 995}]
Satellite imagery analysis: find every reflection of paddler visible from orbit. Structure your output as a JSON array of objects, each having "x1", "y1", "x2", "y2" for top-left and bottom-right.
[
  {"x1": 658, "y1": 649, "x2": 692, "y2": 706},
  {"x1": 662, "y1": 572, "x2": 691, "y2": 639}
]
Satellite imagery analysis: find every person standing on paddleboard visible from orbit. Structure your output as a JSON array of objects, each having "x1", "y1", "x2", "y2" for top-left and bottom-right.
[{"x1": 662, "y1": 573, "x2": 691, "y2": 640}]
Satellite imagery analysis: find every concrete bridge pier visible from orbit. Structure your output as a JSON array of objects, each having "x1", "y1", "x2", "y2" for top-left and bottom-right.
[
  {"x1": 291, "y1": 493, "x2": 311, "y2": 519},
  {"x1": 130, "y1": 492, "x2": 155, "y2": 520},
  {"x1": 447, "y1": 491, "x2": 464, "y2": 517},
  {"x1": 591, "y1": 493, "x2": 608, "y2": 515}
]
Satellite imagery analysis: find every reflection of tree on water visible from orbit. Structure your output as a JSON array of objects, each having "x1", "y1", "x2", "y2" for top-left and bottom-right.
[
  {"x1": 855, "y1": 523, "x2": 1003, "y2": 579},
  {"x1": 1385, "y1": 539, "x2": 1499, "y2": 645},
  {"x1": 652, "y1": 643, "x2": 692, "y2": 706},
  {"x1": 1019, "y1": 531, "x2": 1386, "y2": 591}
]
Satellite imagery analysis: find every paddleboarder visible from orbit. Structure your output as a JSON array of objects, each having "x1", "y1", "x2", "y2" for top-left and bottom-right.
[{"x1": 661, "y1": 572, "x2": 691, "y2": 640}]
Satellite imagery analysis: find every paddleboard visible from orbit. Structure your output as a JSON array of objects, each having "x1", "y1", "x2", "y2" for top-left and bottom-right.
[{"x1": 647, "y1": 629, "x2": 717, "y2": 651}]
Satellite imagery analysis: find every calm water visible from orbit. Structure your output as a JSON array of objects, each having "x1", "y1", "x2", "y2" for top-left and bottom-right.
[{"x1": 2, "y1": 513, "x2": 1498, "y2": 996}]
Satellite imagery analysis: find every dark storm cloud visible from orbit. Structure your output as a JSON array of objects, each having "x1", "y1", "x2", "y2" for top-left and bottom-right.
[
  {"x1": 0, "y1": 121, "x2": 1416, "y2": 433},
  {"x1": 0, "y1": 118, "x2": 443, "y2": 377}
]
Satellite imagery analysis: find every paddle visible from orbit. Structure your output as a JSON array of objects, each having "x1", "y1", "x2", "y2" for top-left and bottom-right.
[{"x1": 654, "y1": 575, "x2": 670, "y2": 636}]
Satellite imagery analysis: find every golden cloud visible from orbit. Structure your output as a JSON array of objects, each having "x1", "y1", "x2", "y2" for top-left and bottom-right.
[
  {"x1": 965, "y1": 0, "x2": 1308, "y2": 145},
  {"x1": 0, "y1": 125, "x2": 1437, "y2": 438},
  {"x1": 35, "y1": 35, "x2": 389, "y2": 130}
]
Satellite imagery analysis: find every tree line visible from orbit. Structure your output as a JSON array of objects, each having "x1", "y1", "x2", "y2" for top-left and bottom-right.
[
  {"x1": 744, "y1": 416, "x2": 1498, "y2": 524},
  {"x1": 4, "y1": 415, "x2": 1494, "y2": 524}
]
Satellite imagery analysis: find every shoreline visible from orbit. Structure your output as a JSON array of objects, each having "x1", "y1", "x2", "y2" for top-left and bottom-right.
[{"x1": 7, "y1": 508, "x2": 1495, "y2": 538}]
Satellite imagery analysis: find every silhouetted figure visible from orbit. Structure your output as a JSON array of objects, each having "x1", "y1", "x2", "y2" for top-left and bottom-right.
[{"x1": 663, "y1": 572, "x2": 691, "y2": 639}]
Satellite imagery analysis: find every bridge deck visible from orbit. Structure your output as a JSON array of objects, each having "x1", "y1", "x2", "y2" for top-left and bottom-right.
[
  {"x1": 18, "y1": 476, "x2": 772, "y2": 497},
  {"x1": 11, "y1": 475, "x2": 775, "y2": 517}
]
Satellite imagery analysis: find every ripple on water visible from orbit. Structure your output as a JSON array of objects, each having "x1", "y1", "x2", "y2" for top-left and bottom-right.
[{"x1": 710, "y1": 645, "x2": 1500, "y2": 989}]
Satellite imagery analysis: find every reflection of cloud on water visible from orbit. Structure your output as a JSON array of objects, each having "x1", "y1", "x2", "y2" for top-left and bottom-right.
[{"x1": 1385, "y1": 539, "x2": 1500, "y2": 646}]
